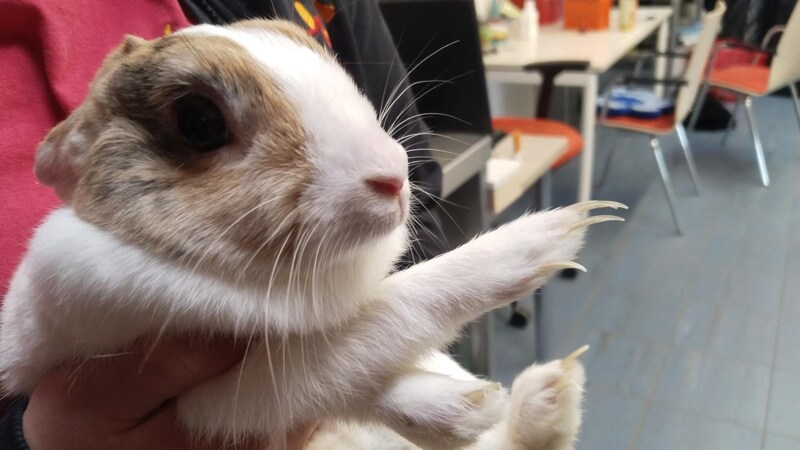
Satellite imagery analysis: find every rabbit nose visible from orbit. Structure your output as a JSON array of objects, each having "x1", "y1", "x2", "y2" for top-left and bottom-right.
[{"x1": 365, "y1": 177, "x2": 405, "y2": 197}]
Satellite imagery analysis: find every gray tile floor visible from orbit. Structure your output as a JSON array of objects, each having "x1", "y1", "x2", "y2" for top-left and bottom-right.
[{"x1": 489, "y1": 94, "x2": 800, "y2": 449}]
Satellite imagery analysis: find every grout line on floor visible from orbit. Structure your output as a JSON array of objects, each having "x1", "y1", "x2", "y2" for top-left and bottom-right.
[
  {"x1": 585, "y1": 381, "x2": 789, "y2": 436},
  {"x1": 758, "y1": 165, "x2": 799, "y2": 449},
  {"x1": 625, "y1": 146, "x2": 726, "y2": 450},
  {"x1": 555, "y1": 177, "x2": 651, "y2": 363}
]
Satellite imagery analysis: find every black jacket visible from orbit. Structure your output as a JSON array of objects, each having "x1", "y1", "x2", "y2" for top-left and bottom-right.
[{"x1": 0, "y1": 400, "x2": 28, "y2": 450}]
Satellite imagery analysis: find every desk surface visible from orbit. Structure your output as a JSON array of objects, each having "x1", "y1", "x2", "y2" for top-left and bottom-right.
[
  {"x1": 487, "y1": 134, "x2": 567, "y2": 215},
  {"x1": 483, "y1": 7, "x2": 672, "y2": 73},
  {"x1": 428, "y1": 133, "x2": 493, "y2": 198}
]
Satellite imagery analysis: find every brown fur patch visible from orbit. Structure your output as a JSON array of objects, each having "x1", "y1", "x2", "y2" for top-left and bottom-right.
[{"x1": 47, "y1": 23, "x2": 316, "y2": 278}]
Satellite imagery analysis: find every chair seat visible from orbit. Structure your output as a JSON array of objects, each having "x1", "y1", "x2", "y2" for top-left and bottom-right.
[
  {"x1": 709, "y1": 64, "x2": 771, "y2": 96},
  {"x1": 492, "y1": 117, "x2": 583, "y2": 169},
  {"x1": 603, "y1": 113, "x2": 676, "y2": 135}
]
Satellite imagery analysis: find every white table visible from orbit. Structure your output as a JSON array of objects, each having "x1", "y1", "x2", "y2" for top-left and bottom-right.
[
  {"x1": 486, "y1": 135, "x2": 567, "y2": 364},
  {"x1": 429, "y1": 132, "x2": 566, "y2": 375},
  {"x1": 483, "y1": 7, "x2": 673, "y2": 202},
  {"x1": 486, "y1": 134, "x2": 567, "y2": 216},
  {"x1": 432, "y1": 132, "x2": 567, "y2": 375},
  {"x1": 428, "y1": 133, "x2": 493, "y2": 375}
]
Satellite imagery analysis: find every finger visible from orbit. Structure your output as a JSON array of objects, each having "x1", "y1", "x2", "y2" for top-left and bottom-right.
[
  {"x1": 133, "y1": 401, "x2": 268, "y2": 450},
  {"x1": 286, "y1": 421, "x2": 320, "y2": 450},
  {"x1": 120, "y1": 401, "x2": 196, "y2": 449},
  {"x1": 39, "y1": 336, "x2": 248, "y2": 421}
]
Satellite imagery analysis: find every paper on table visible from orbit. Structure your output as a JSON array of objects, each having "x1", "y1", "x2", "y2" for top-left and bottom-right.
[{"x1": 486, "y1": 158, "x2": 522, "y2": 188}]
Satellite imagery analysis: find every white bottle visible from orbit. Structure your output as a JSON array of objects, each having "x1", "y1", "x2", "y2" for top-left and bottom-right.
[
  {"x1": 517, "y1": 0, "x2": 539, "y2": 42},
  {"x1": 619, "y1": 0, "x2": 638, "y2": 31}
]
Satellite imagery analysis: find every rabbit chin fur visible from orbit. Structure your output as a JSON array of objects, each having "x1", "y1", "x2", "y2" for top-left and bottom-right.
[
  {"x1": 0, "y1": 207, "x2": 407, "y2": 393},
  {"x1": 0, "y1": 19, "x2": 598, "y2": 449}
]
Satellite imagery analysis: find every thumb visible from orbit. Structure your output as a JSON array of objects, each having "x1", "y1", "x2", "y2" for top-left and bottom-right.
[{"x1": 38, "y1": 336, "x2": 249, "y2": 421}]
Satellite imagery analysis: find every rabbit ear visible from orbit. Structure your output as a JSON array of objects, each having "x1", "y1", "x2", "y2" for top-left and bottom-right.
[
  {"x1": 35, "y1": 109, "x2": 90, "y2": 202},
  {"x1": 119, "y1": 35, "x2": 146, "y2": 54},
  {"x1": 35, "y1": 35, "x2": 146, "y2": 203}
]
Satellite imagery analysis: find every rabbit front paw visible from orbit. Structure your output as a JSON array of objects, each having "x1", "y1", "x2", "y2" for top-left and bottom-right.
[
  {"x1": 381, "y1": 373, "x2": 508, "y2": 449},
  {"x1": 489, "y1": 201, "x2": 626, "y2": 302},
  {"x1": 505, "y1": 348, "x2": 587, "y2": 450}
]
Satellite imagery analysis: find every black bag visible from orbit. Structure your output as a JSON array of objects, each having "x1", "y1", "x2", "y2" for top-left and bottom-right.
[{"x1": 684, "y1": 94, "x2": 733, "y2": 131}]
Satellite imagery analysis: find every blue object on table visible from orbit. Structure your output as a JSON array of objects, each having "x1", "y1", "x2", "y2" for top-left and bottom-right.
[{"x1": 597, "y1": 87, "x2": 674, "y2": 119}]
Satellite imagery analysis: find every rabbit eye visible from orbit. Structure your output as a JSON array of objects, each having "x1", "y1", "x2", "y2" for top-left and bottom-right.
[{"x1": 175, "y1": 95, "x2": 230, "y2": 151}]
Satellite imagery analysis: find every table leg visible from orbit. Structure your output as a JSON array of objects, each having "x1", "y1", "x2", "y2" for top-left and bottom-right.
[
  {"x1": 655, "y1": 19, "x2": 670, "y2": 97},
  {"x1": 577, "y1": 73, "x2": 597, "y2": 203},
  {"x1": 439, "y1": 169, "x2": 493, "y2": 377},
  {"x1": 533, "y1": 173, "x2": 551, "y2": 360},
  {"x1": 533, "y1": 291, "x2": 543, "y2": 360}
]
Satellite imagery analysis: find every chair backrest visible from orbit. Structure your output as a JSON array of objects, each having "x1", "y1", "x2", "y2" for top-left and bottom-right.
[
  {"x1": 768, "y1": 2, "x2": 800, "y2": 90},
  {"x1": 674, "y1": 1, "x2": 726, "y2": 123}
]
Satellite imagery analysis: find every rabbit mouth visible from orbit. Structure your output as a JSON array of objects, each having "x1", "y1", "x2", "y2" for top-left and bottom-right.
[
  {"x1": 323, "y1": 192, "x2": 410, "y2": 252},
  {"x1": 358, "y1": 195, "x2": 410, "y2": 241}
]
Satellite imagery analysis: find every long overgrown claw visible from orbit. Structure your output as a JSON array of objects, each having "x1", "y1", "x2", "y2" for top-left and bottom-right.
[
  {"x1": 568, "y1": 200, "x2": 629, "y2": 213},
  {"x1": 561, "y1": 345, "x2": 589, "y2": 370},
  {"x1": 540, "y1": 261, "x2": 587, "y2": 273},
  {"x1": 465, "y1": 382, "x2": 503, "y2": 406},
  {"x1": 554, "y1": 346, "x2": 589, "y2": 393},
  {"x1": 568, "y1": 215, "x2": 625, "y2": 232}
]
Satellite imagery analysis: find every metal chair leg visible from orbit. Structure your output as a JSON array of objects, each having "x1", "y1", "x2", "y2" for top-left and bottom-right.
[
  {"x1": 596, "y1": 132, "x2": 629, "y2": 189},
  {"x1": 790, "y1": 82, "x2": 800, "y2": 135},
  {"x1": 744, "y1": 96, "x2": 770, "y2": 187},
  {"x1": 533, "y1": 291, "x2": 543, "y2": 360},
  {"x1": 651, "y1": 137, "x2": 684, "y2": 236},
  {"x1": 539, "y1": 171, "x2": 553, "y2": 209},
  {"x1": 721, "y1": 97, "x2": 741, "y2": 147},
  {"x1": 596, "y1": 142, "x2": 619, "y2": 189},
  {"x1": 687, "y1": 80, "x2": 711, "y2": 131},
  {"x1": 676, "y1": 124, "x2": 701, "y2": 195}
]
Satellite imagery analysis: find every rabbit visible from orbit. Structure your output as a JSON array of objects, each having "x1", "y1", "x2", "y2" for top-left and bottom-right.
[{"x1": 0, "y1": 19, "x2": 625, "y2": 449}]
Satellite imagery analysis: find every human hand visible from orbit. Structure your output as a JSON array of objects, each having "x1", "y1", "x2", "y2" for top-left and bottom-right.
[{"x1": 22, "y1": 337, "x2": 317, "y2": 450}]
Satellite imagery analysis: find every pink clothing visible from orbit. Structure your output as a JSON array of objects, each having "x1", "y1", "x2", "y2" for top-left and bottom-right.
[{"x1": 0, "y1": 0, "x2": 191, "y2": 291}]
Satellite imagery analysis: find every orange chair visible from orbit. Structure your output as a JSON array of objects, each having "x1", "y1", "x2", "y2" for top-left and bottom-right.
[
  {"x1": 599, "y1": 2, "x2": 726, "y2": 235},
  {"x1": 492, "y1": 61, "x2": 589, "y2": 207},
  {"x1": 492, "y1": 116, "x2": 583, "y2": 171},
  {"x1": 688, "y1": 2, "x2": 800, "y2": 187}
]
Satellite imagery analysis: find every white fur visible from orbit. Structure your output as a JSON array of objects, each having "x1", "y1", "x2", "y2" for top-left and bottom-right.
[
  {"x1": 1, "y1": 22, "x2": 592, "y2": 450},
  {"x1": 2, "y1": 205, "x2": 588, "y2": 448},
  {"x1": 307, "y1": 356, "x2": 587, "y2": 450}
]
